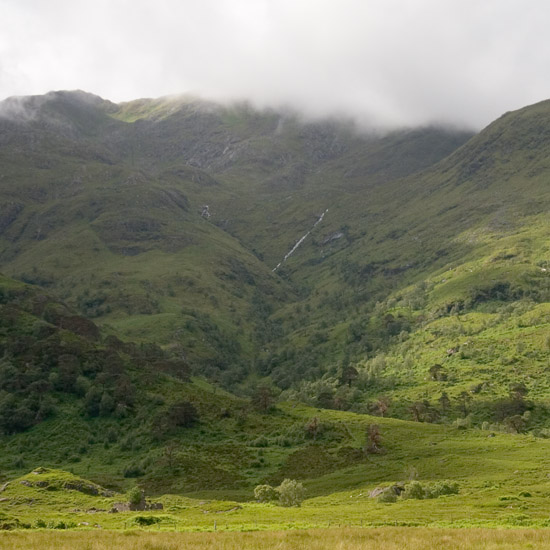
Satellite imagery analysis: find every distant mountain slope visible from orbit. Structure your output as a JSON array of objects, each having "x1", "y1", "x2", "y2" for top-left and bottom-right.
[
  {"x1": 0, "y1": 91, "x2": 472, "y2": 383},
  {"x1": 5, "y1": 91, "x2": 550, "y2": 430}
]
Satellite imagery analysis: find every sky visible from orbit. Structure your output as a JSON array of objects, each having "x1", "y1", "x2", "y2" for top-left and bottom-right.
[{"x1": 1, "y1": 0, "x2": 549, "y2": 129}]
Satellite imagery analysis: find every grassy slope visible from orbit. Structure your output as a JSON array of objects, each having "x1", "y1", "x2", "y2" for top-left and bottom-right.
[
  {"x1": 2, "y1": 404, "x2": 550, "y2": 529},
  {"x1": 1, "y1": 276, "x2": 548, "y2": 530},
  {"x1": 258, "y1": 99, "x2": 550, "y2": 415}
]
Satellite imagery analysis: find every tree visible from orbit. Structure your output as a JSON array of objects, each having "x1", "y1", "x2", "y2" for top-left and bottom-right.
[
  {"x1": 99, "y1": 392, "x2": 115, "y2": 416},
  {"x1": 252, "y1": 386, "x2": 274, "y2": 413},
  {"x1": 254, "y1": 484, "x2": 278, "y2": 503},
  {"x1": 438, "y1": 392, "x2": 451, "y2": 414},
  {"x1": 341, "y1": 365, "x2": 359, "y2": 388},
  {"x1": 373, "y1": 396, "x2": 391, "y2": 417},
  {"x1": 127, "y1": 485, "x2": 145, "y2": 509},
  {"x1": 428, "y1": 364, "x2": 446, "y2": 381},
  {"x1": 168, "y1": 400, "x2": 199, "y2": 427},
  {"x1": 277, "y1": 479, "x2": 305, "y2": 507},
  {"x1": 509, "y1": 383, "x2": 528, "y2": 403},
  {"x1": 364, "y1": 424, "x2": 384, "y2": 455},
  {"x1": 457, "y1": 391, "x2": 472, "y2": 417},
  {"x1": 305, "y1": 417, "x2": 321, "y2": 440},
  {"x1": 409, "y1": 401, "x2": 426, "y2": 422},
  {"x1": 163, "y1": 441, "x2": 179, "y2": 472},
  {"x1": 504, "y1": 415, "x2": 526, "y2": 434},
  {"x1": 316, "y1": 388, "x2": 334, "y2": 409},
  {"x1": 84, "y1": 385, "x2": 102, "y2": 417}
]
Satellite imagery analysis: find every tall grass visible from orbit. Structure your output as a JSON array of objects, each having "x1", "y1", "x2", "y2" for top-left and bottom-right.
[{"x1": 2, "y1": 528, "x2": 550, "y2": 550}]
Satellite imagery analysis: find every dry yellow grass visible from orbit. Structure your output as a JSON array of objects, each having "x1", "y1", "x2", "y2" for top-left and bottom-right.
[{"x1": 1, "y1": 528, "x2": 550, "y2": 550}]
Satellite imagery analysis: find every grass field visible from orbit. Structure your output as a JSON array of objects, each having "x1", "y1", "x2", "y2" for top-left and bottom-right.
[{"x1": 2, "y1": 528, "x2": 550, "y2": 549}]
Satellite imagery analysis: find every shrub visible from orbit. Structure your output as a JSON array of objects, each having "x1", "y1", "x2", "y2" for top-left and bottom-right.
[
  {"x1": 127, "y1": 485, "x2": 144, "y2": 506},
  {"x1": 401, "y1": 480, "x2": 459, "y2": 501},
  {"x1": 133, "y1": 516, "x2": 160, "y2": 526},
  {"x1": 277, "y1": 478, "x2": 305, "y2": 507},
  {"x1": 123, "y1": 464, "x2": 145, "y2": 478},
  {"x1": 249, "y1": 435, "x2": 269, "y2": 447},
  {"x1": 254, "y1": 484, "x2": 278, "y2": 503},
  {"x1": 377, "y1": 489, "x2": 397, "y2": 503},
  {"x1": 425, "y1": 481, "x2": 459, "y2": 498},
  {"x1": 401, "y1": 480, "x2": 426, "y2": 500},
  {"x1": 168, "y1": 400, "x2": 199, "y2": 427},
  {"x1": 12, "y1": 456, "x2": 25, "y2": 469}
]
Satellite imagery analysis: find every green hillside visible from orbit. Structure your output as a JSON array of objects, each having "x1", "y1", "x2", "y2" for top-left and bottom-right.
[
  {"x1": 3, "y1": 91, "x2": 550, "y2": 534},
  {"x1": 0, "y1": 91, "x2": 473, "y2": 385}
]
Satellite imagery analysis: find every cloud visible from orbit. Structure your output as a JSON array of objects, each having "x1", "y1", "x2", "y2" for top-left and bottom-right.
[{"x1": 1, "y1": 0, "x2": 549, "y2": 129}]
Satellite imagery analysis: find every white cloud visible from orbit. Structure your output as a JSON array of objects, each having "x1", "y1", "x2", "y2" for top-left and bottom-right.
[{"x1": 1, "y1": 0, "x2": 550, "y2": 128}]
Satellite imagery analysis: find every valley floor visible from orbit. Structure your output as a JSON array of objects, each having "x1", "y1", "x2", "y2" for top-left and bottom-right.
[{"x1": 2, "y1": 527, "x2": 550, "y2": 549}]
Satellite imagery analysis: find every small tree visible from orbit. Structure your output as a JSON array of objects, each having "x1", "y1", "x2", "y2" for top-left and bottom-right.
[
  {"x1": 364, "y1": 424, "x2": 384, "y2": 455},
  {"x1": 409, "y1": 401, "x2": 427, "y2": 422},
  {"x1": 457, "y1": 391, "x2": 472, "y2": 417},
  {"x1": 305, "y1": 417, "x2": 321, "y2": 440},
  {"x1": 341, "y1": 365, "x2": 359, "y2": 388},
  {"x1": 374, "y1": 396, "x2": 391, "y2": 417},
  {"x1": 428, "y1": 364, "x2": 447, "y2": 381},
  {"x1": 254, "y1": 484, "x2": 278, "y2": 503},
  {"x1": 127, "y1": 485, "x2": 144, "y2": 507},
  {"x1": 277, "y1": 479, "x2": 305, "y2": 507},
  {"x1": 438, "y1": 391, "x2": 451, "y2": 414},
  {"x1": 252, "y1": 386, "x2": 274, "y2": 413},
  {"x1": 163, "y1": 441, "x2": 179, "y2": 472},
  {"x1": 168, "y1": 400, "x2": 198, "y2": 427},
  {"x1": 401, "y1": 480, "x2": 425, "y2": 500},
  {"x1": 504, "y1": 414, "x2": 526, "y2": 433}
]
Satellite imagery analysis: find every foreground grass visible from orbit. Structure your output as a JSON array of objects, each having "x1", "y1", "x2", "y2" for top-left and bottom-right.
[{"x1": 2, "y1": 528, "x2": 550, "y2": 549}]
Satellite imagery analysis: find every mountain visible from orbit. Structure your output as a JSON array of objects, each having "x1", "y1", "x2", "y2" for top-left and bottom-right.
[
  {"x1": 5, "y1": 90, "x2": 550, "y2": 528},
  {"x1": 2, "y1": 90, "x2": 550, "y2": 430},
  {"x1": 0, "y1": 90, "x2": 472, "y2": 384}
]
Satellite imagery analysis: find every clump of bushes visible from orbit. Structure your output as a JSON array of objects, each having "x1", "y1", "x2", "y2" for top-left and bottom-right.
[
  {"x1": 377, "y1": 480, "x2": 459, "y2": 503},
  {"x1": 133, "y1": 516, "x2": 160, "y2": 526},
  {"x1": 253, "y1": 478, "x2": 305, "y2": 507},
  {"x1": 402, "y1": 480, "x2": 459, "y2": 500}
]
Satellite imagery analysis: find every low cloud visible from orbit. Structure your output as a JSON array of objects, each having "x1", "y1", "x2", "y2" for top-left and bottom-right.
[{"x1": 1, "y1": 0, "x2": 549, "y2": 129}]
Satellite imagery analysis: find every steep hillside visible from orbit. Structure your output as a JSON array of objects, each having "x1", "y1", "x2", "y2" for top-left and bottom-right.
[
  {"x1": 273, "y1": 99, "x2": 550, "y2": 428},
  {"x1": 3, "y1": 91, "x2": 550, "y2": 433},
  {"x1": 0, "y1": 90, "x2": 472, "y2": 387}
]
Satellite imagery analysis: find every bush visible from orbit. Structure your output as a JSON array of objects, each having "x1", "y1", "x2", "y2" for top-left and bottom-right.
[
  {"x1": 249, "y1": 435, "x2": 269, "y2": 447},
  {"x1": 254, "y1": 484, "x2": 278, "y2": 503},
  {"x1": 425, "y1": 481, "x2": 459, "y2": 498},
  {"x1": 123, "y1": 463, "x2": 145, "y2": 478},
  {"x1": 401, "y1": 480, "x2": 426, "y2": 500},
  {"x1": 377, "y1": 489, "x2": 397, "y2": 503},
  {"x1": 127, "y1": 485, "x2": 144, "y2": 506},
  {"x1": 133, "y1": 516, "x2": 160, "y2": 526},
  {"x1": 277, "y1": 479, "x2": 305, "y2": 507},
  {"x1": 401, "y1": 480, "x2": 459, "y2": 501},
  {"x1": 168, "y1": 400, "x2": 199, "y2": 427}
]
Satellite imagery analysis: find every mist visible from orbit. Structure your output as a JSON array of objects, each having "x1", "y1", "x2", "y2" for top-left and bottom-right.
[{"x1": 1, "y1": 0, "x2": 549, "y2": 129}]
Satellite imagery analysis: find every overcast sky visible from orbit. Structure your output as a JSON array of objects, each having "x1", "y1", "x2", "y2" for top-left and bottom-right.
[{"x1": 1, "y1": 0, "x2": 549, "y2": 129}]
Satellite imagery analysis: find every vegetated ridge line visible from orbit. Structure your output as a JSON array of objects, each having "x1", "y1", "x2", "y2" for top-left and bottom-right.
[{"x1": 273, "y1": 209, "x2": 328, "y2": 272}]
